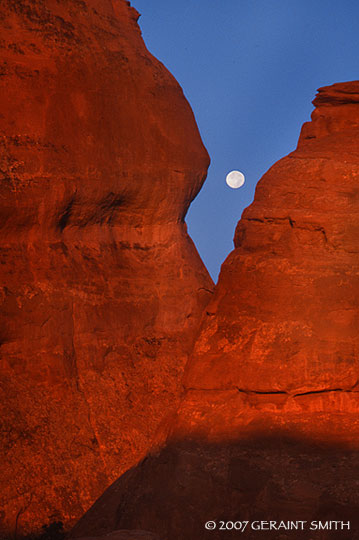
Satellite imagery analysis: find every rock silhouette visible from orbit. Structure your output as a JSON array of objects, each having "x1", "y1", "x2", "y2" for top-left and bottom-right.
[
  {"x1": 70, "y1": 82, "x2": 359, "y2": 540},
  {"x1": 0, "y1": 0, "x2": 212, "y2": 536}
]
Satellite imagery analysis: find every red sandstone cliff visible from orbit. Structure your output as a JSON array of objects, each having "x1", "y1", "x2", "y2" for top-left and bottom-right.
[
  {"x1": 0, "y1": 0, "x2": 212, "y2": 536},
  {"x1": 70, "y1": 82, "x2": 359, "y2": 540},
  {"x1": 185, "y1": 81, "x2": 359, "y2": 395}
]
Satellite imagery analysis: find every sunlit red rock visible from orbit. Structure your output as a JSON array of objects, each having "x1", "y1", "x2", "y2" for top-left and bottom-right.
[
  {"x1": 0, "y1": 0, "x2": 212, "y2": 536},
  {"x1": 70, "y1": 82, "x2": 359, "y2": 540},
  {"x1": 184, "y1": 82, "x2": 359, "y2": 395}
]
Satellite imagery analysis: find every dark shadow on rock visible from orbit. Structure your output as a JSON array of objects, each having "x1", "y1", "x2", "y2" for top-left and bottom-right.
[
  {"x1": 0, "y1": 522, "x2": 66, "y2": 540},
  {"x1": 69, "y1": 434, "x2": 359, "y2": 540},
  {"x1": 0, "y1": 525, "x2": 160, "y2": 540},
  {"x1": 67, "y1": 531, "x2": 161, "y2": 540}
]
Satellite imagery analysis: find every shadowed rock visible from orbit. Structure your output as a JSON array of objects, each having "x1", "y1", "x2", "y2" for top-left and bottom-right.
[{"x1": 75, "y1": 531, "x2": 162, "y2": 540}]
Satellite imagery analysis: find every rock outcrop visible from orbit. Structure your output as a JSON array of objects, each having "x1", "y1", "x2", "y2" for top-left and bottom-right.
[
  {"x1": 0, "y1": 0, "x2": 212, "y2": 536},
  {"x1": 70, "y1": 82, "x2": 359, "y2": 540}
]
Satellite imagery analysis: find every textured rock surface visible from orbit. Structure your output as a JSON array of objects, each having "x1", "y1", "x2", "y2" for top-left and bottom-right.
[
  {"x1": 70, "y1": 82, "x2": 359, "y2": 540},
  {"x1": 0, "y1": 0, "x2": 212, "y2": 536},
  {"x1": 185, "y1": 81, "x2": 359, "y2": 394}
]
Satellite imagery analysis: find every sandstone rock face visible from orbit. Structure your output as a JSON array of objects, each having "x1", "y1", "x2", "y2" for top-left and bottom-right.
[
  {"x1": 185, "y1": 81, "x2": 359, "y2": 394},
  {"x1": 0, "y1": 0, "x2": 212, "y2": 536},
  {"x1": 70, "y1": 83, "x2": 359, "y2": 540}
]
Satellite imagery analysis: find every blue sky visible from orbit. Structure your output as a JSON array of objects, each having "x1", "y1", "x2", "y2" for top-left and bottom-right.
[{"x1": 131, "y1": 0, "x2": 359, "y2": 281}]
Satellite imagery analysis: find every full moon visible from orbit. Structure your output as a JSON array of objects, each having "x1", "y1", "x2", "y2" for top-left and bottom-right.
[{"x1": 226, "y1": 170, "x2": 245, "y2": 189}]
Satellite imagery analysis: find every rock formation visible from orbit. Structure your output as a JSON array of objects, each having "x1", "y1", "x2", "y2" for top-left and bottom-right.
[
  {"x1": 70, "y1": 82, "x2": 359, "y2": 540},
  {"x1": 0, "y1": 0, "x2": 212, "y2": 536}
]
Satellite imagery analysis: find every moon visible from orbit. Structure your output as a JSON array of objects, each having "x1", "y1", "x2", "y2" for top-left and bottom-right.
[{"x1": 226, "y1": 170, "x2": 245, "y2": 189}]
